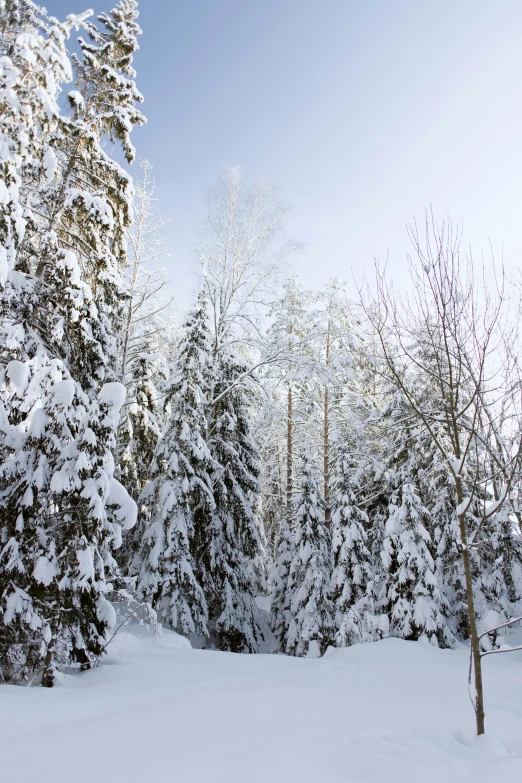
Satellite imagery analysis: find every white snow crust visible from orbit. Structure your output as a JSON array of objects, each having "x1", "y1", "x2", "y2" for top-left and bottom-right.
[{"x1": 1, "y1": 630, "x2": 522, "y2": 782}]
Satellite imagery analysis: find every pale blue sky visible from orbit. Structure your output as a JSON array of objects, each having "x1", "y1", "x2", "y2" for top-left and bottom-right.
[{"x1": 47, "y1": 0, "x2": 522, "y2": 308}]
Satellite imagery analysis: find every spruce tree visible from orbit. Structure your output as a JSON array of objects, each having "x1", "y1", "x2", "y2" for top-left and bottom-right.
[
  {"x1": 198, "y1": 347, "x2": 265, "y2": 652},
  {"x1": 74, "y1": 0, "x2": 145, "y2": 165},
  {"x1": 135, "y1": 294, "x2": 212, "y2": 637},
  {"x1": 117, "y1": 347, "x2": 163, "y2": 505},
  {"x1": 471, "y1": 500, "x2": 522, "y2": 648},
  {"x1": 270, "y1": 516, "x2": 294, "y2": 652},
  {"x1": 424, "y1": 441, "x2": 469, "y2": 639},
  {"x1": 0, "y1": 2, "x2": 86, "y2": 286},
  {"x1": 0, "y1": 2, "x2": 143, "y2": 684},
  {"x1": 286, "y1": 454, "x2": 334, "y2": 657},
  {"x1": 331, "y1": 447, "x2": 381, "y2": 646},
  {"x1": 379, "y1": 404, "x2": 454, "y2": 647},
  {"x1": 0, "y1": 374, "x2": 135, "y2": 684}
]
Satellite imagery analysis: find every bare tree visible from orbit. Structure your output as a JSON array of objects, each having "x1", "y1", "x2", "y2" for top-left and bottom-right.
[
  {"x1": 116, "y1": 160, "x2": 173, "y2": 493},
  {"x1": 360, "y1": 213, "x2": 522, "y2": 735},
  {"x1": 199, "y1": 166, "x2": 297, "y2": 358},
  {"x1": 120, "y1": 160, "x2": 172, "y2": 384}
]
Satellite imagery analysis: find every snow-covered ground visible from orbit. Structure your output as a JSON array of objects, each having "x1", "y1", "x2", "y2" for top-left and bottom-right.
[{"x1": 2, "y1": 627, "x2": 522, "y2": 783}]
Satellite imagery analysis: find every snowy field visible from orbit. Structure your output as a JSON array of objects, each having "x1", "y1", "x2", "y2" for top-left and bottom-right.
[{"x1": 1, "y1": 628, "x2": 522, "y2": 783}]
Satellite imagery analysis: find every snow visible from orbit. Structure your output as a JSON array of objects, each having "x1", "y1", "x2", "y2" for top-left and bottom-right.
[
  {"x1": 456, "y1": 497, "x2": 472, "y2": 516},
  {"x1": 33, "y1": 555, "x2": 57, "y2": 586},
  {"x1": 56, "y1": 250, "x2": 83, "y2": 287},
  {"x1": 98, "y1": 381, "x2": 127, "y2": 418},
  {"x1": 485, "y1": 496, "x2": 505, "y2": 517},
  {"x1": 107, "y1": 477, "x2": 137, "y2": 531},
  {"x1": 43, "y1": 147, "x2": 58, "y2": 184},
  {"x1": 1, "y1": 629, "x2": 522, "y2": 783},
  {"x1": 67, "y1": 89, "x2": 85, "y2": 110},
  {"x1": 448, "y1": 457, "x2": 464, "y2": 476},
  {"x1": 76, "y1": 547, "x2": 95, "y2": 582},
  {"x1": 6, "y1": 360, "x2": 29, "y2": 392},
  {"x1": 51, "y1": 378, "x2": 75, "y2": 407}
]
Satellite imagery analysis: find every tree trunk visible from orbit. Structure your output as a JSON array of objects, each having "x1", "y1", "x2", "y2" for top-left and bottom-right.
[
  {"x1": 323, "y1": 385, "x2": 330, "y2": 529},
  {"x1": 323, "y1": 316, "x2": 332, "y2": 528},
  {"x1": 287, "y1": 385, "x2": 293, "y2": 525},
  {"x1": 456, "y1": 476, "x2": 485, "y2": 735},
  {"x1": 41, "y1": 617, "x2": 59, "y2": 688}
]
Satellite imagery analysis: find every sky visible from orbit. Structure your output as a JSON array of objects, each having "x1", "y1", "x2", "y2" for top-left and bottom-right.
[{"x1": 45, "y1": 0, "x2": 522, "y2": 311}]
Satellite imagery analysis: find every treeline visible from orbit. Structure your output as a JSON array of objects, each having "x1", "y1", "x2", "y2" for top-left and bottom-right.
[{"x1": 1, "y1": 3, "x2": 521, "y2": 739}]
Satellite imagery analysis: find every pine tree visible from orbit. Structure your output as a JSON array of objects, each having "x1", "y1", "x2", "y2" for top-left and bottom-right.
[
  {"x1": 379, "y1": 404, "x2": 454, "y2": 647},
  {"x1": 0, "y1": 374, "x2": 135, "y2": 684},
  {"x1": 0, "y1": 2, "x2": 143, "y2": 684},
  {"x1": 0, "y1": 2, "x2": 87, "y2": 285},
  {"x1": 418, "y1": 395, "x2": 522, "y2": 647},
  {"x1": 495, "y1": 507, "x2": 522, "y2": 605},
  {"x1": 117, "y1": 347, "x2": 163, "y2": 506},
  {"x1": 424, "y1": 440, "x2": 469, "y2": 639},
  {"x1": 270, "y1": 516, "x2": 294, "y2": 652},
  {"x1": 197, "y1": 347, "x2": 265, "y2": 652},
  {"x1": 260, "y1": 451, "x2": 285, "y2": 559},
  {"x1": 135, "y1": 294, "x2": 212, "y2": 637},
  {"x1": 73, "y1": 0, "x2": 144, "y2": 165},
  {"x1": 331, "y1": 447, "x2": 381, "y2": 646},
  {"x1": 286, "y1": 454, "x2": 334, "y2": 657},
  {"x1": 471, "y1": 500, "x2": 522, "y2": 648}
]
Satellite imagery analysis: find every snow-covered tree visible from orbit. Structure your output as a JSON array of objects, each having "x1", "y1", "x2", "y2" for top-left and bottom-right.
[
  {"x1": 0, "y1": 374, "x2": 135, "y2": 685},
  {"x1": 0, "y1": 2, "x2": 88, "y2": 286},
  {"x1": 265, "y1": 278, "x2": 318, "y2": 526},
  {"x1": 374, "y1": 393, "x2": 454, "y2": 647},
  {"x1": 0, "y1": 2, "x2": 142, "y2": 684},
  {"x1": 270, "y1": 516, "x2": 294, "y2": 652},
  {"x1": 73, "y1": 0, "x2": 145, "y2": 165},
  {"x1": 116, "y1": 160, "x2": 171, "y2": 514},
  {"x1": 197, "y1": 348, "x2": 265, "y2": 652},
  {"x1": 253, "y1": 382, "x2": 286, "y2": 561},
  {"x1": 381, "y1": 472, "x2": 454, "y2": 647},
  {"x1": 427, "y1": 446, "x2": 468, "y2": 639},
  {"x1": 286, "y1": 454, "x2": 334, "y2": 657},
  {"x1": 135, "y1": 294, "x2": 212, "y2": 636},
  {"x1": 331, "y1": 446, "x2": 382, "y2": 646},
  {"x1": 200, "y1": 166, "x2": 293, "y2": 355}
]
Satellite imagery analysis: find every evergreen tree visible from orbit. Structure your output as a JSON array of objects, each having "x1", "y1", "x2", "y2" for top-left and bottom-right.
[
  {"x1": 74, "y1": 0, "x2": 144, "y2": 165},
  {"x1": 471, "y1": 500, "x2": 522, "y2": 648},
  {"x1": 379, "y1": 402, "x2": 454, "y2": 647},
  {"x1": 0, "y1": 2, "x2": 86, "y2": 285},
  {"x1": 270, "y1": 516, "x2": 294, "y2": 652},
  {"x1": 117, "y1": 346, "x2": 163, "y2": 505},
  {"x1": 417, "y1": 385, "x2": 522, "y2": 647},
  {"x1": 286, "y1": 454, "x2": 334, "y2": 657},
  {"x1": 495, "y1": 507, "x2": 522, "y2": 605},
  {"x1": 0, "y1": 374, "x2": 135, "y2": 684},
  {"x1": 425, "y1": 441, "x2": 469, "y2": 639},
  {"x1": 0, "y1": 2, "x2": 142, "y2": 684},
  {"x1": 197, "y1": 348, "x2": 265, "y2": 652},
  {"x1": 135, "y1": 294, "x2": 212, "y2": 637},
  {"x1": 331, "y1": 447, "x2": 382, "y2": 646}
]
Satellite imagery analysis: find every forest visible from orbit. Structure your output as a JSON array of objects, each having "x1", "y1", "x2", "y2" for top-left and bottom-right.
[{"x1": 1, "y1": 0, "x2": 522, "y2": 756}]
